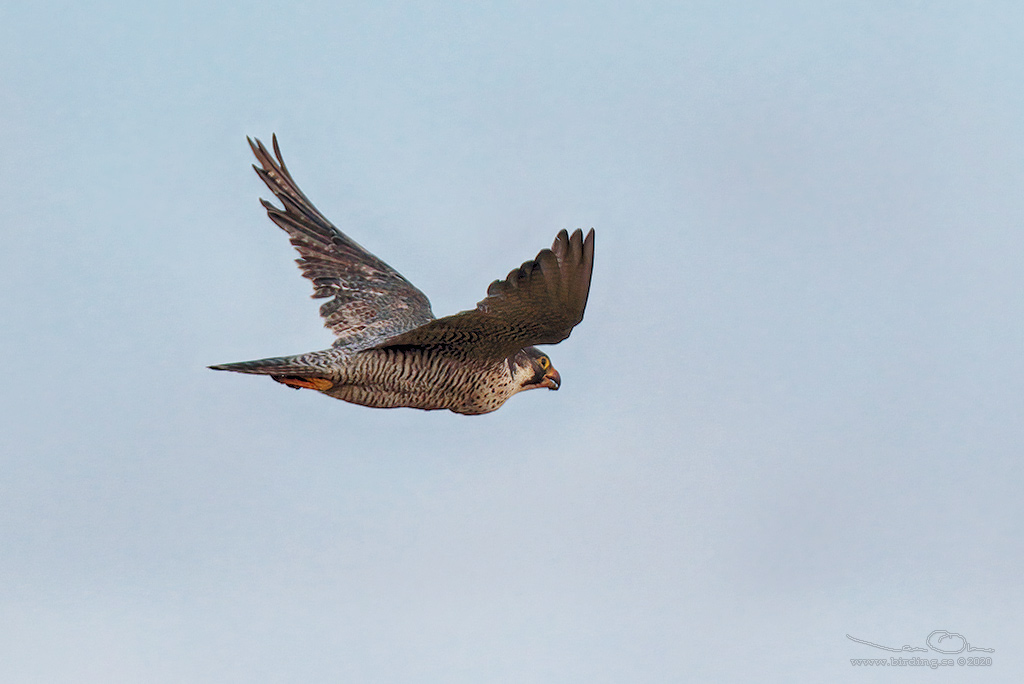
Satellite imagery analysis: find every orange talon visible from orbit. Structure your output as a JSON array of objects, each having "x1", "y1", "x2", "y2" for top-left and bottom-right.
[{"x1": 274, "y1": 375, "x2": 334, "y2": 391}]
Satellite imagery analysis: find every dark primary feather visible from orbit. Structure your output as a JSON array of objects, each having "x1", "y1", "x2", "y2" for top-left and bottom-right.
[
  {"x1": 376, "y1": 228, "x2": 595, "y2": 361},
  {"x1": 248, "y1": 135, "x2": 434, "y2": 350}
]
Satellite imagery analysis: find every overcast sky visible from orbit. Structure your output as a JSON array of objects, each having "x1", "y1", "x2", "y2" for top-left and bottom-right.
[{"x1": 2, "y1": 2, "x2": 1022, "y2": 681}]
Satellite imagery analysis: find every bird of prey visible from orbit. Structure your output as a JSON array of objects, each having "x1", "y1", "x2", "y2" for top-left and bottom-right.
[{"x1": 210, "y1": 136, "x2": 595, "y2": 415}]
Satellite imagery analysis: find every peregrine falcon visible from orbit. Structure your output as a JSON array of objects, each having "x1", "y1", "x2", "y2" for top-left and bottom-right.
[{"x1": 210, "y1": 136, "x2": 595, "y2": 415}]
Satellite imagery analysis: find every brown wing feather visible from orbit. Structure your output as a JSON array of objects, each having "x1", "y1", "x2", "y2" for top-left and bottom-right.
[
  {"x1": 377, "y1": 228, "x2": 595, "y2": 360},
  {"x1": 248, "y1": 135, "x2": 434, "y2": 350}
]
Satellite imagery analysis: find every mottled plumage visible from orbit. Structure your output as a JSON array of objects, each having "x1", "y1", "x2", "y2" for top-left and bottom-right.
[{"x1": 211, "y1": 136, "x2": 595, "y2": 415}]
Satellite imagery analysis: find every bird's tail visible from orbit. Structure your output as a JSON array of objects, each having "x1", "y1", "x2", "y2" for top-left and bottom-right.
[{"x1": 209, "y1": 352, "x2": 337, "y2": 391}]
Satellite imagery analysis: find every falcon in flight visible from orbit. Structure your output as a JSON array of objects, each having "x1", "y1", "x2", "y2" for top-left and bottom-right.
[{"x1": 211, "y1": 136, "x2": 595, "y2": 415}]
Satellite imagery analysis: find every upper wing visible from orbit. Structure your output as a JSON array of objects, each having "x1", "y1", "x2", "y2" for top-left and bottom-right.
[
  {"x1": 377, "y1": 228, "x2": 595, "y2": 360},
  {"x1": 248, "y1": 135, "x2": 434, "y2": 349}
]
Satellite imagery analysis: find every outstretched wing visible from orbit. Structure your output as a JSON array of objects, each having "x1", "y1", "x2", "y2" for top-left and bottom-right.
[
  {"x1": 377, "y1": 228, "x2": 595, "y2": 360},
  {"x1": 249, "y1": 135, "x2": 434, "y2": 349}
]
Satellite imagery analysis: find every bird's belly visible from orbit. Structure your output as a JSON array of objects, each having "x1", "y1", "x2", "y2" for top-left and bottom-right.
[{"x1": 323, "y1": 350, "x2": 511, "y2": 415}]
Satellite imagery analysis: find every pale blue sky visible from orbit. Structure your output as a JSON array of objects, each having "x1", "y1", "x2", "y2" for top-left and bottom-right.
[{"x1": 2, "y1": 2, "x2": 1023, "y2": 681}]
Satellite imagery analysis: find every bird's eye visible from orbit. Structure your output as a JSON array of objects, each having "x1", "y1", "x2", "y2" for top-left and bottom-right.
[{"x1": 538, "y1": 357, "x2": 549, "y2": 369}]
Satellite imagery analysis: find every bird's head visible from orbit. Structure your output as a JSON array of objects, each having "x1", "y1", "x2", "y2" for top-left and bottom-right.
[{"x1": 511, "y1": 346, "x2": 560, "y2": 392}]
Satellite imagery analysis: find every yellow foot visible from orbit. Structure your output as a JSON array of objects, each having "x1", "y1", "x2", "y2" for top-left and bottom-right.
[{"x1": 273, "y1": 375, "x2": 334, "y2": 391}]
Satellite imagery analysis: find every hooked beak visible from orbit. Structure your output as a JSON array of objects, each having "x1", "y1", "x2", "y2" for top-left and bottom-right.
[{"x1": 540, "y1": 366, "x2": 561, "y2": 391}]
